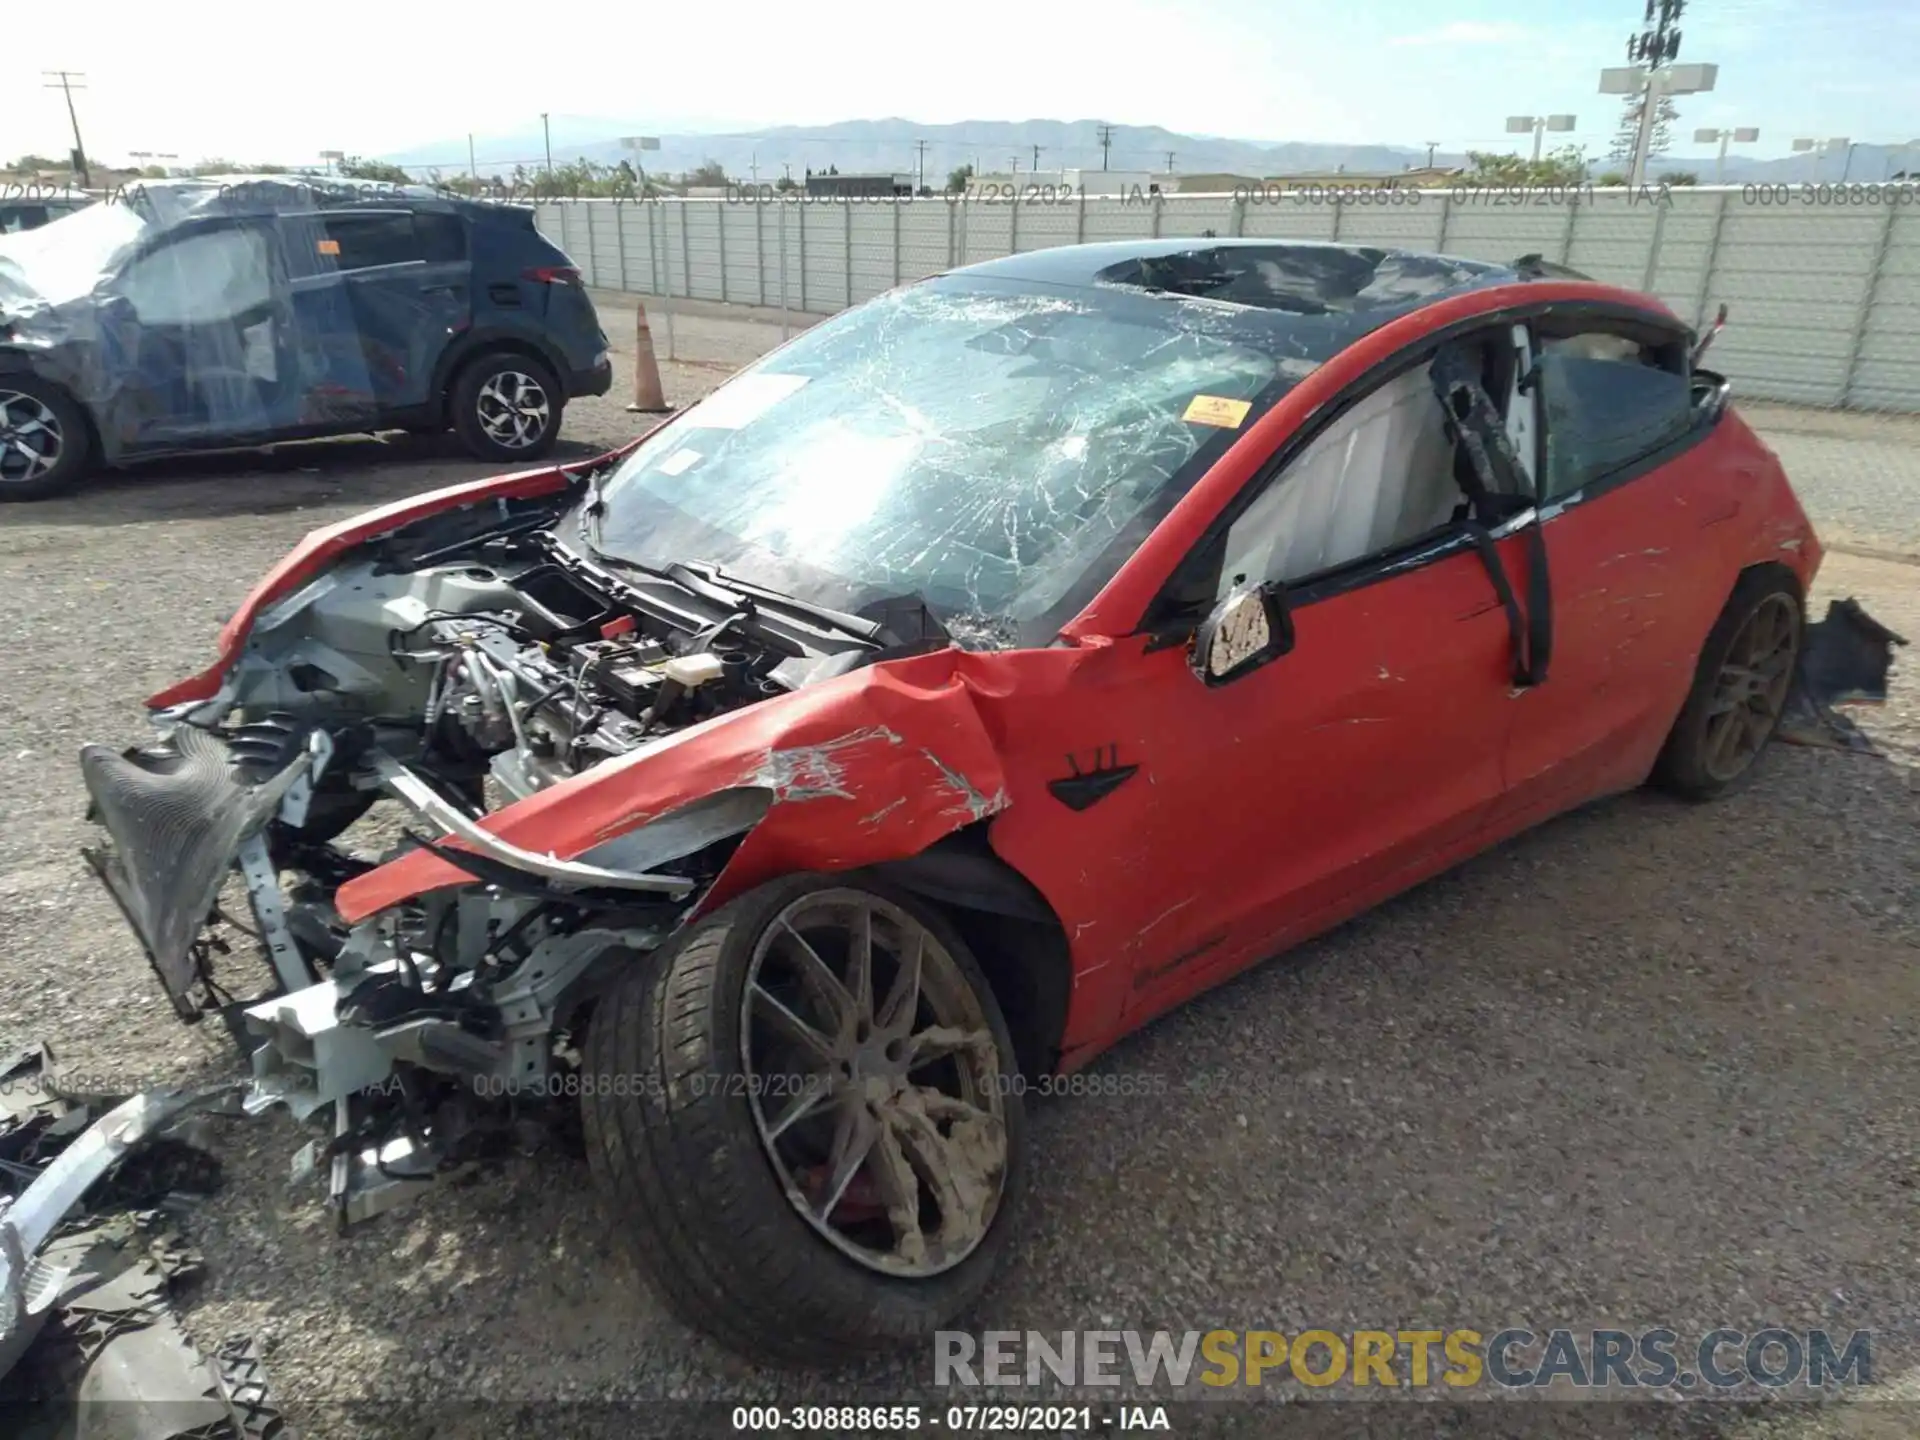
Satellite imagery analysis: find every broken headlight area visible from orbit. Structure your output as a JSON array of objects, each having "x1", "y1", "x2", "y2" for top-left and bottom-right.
[{"x1": 76, "y1": 511, "x2": 836, "y2": 1228}]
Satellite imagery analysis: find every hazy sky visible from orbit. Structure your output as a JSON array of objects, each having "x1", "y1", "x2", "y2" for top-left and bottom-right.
[{"x1": 7, "y1": 0, "x2": 1913, "y2": 168}]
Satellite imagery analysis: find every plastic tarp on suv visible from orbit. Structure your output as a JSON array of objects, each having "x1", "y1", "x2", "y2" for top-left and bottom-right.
[{"x1": 0, "y1": 176, "x2": 452, "y2": 462}]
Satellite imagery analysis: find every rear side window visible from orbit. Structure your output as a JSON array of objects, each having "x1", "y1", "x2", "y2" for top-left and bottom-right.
[
  {"x1": 319, "y1": 212, "x2": 422, "y2": 270},
  {"x1": 1536, "y1": 329, "x2": 1691, "y2": 501},
  {"x1": 415, "y1": 212, "x2": 467, "y2": 262}
]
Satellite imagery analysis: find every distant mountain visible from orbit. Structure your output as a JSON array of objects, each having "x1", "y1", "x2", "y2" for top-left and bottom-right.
[
  {"x1": 381, "y1": 117, "x2": 1918, "y2": 189},
  {"x1": 385, "y1": 118, "x2": 1455, "y2": 184}
]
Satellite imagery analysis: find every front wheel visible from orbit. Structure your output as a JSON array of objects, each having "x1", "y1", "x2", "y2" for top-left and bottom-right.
[
  {"x1": 450, "y1": 353, "x2": 562, "y2": 462},
  {"x1": 1652, "y1": 568, "x2": 1804, "y2": 800},
  {"x1": 580, "y1": 874, "x2": 1027, "y2": 1365},
  {"x1": 0, "y1": 377, "x2": 92, "y2": 501}
]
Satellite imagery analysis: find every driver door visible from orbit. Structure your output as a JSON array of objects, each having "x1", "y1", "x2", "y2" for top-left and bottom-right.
[{"x1": 990, "y1": 336, "x2": 1538, "y2": 1039}]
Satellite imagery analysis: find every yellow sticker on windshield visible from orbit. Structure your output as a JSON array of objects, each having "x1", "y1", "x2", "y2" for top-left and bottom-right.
[
  {"x1": 317, "y1": 238, "x2": 341, "y2": 256},
  {"x1": 1183, "y1": 394, "x2": 1251, "y2": 429}
]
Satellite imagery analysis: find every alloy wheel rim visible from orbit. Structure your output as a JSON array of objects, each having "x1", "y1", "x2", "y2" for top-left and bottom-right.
[
  {"x1": 1702, "y1": 592, "x2": 1799, "y2": 782},
  {"x1": 475, "y1": 370, "x2": 550, "y2": 449},
  {"x1": 0, "y1": 391, "x2": 63, "y2": 484},
  {"x1": 740, "y1": 889, "x2": 1010, "y2": 1278}
]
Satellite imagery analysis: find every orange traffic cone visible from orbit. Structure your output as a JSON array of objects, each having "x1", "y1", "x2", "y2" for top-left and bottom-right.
[{"x1": 626, "y1": 301, "x2": 673, "y2": 414}]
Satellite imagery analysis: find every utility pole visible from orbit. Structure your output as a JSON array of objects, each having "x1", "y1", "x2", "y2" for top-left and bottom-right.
[
  {"x1": 914, "y1": 138, "x2": 929, "y2": 191},
  {"x1": 1030, "y1": 143, "x2": 1043, "y2": 171},
  {"x1": 1424, "y1": 140, "x2": 1438, "y2": 167},
  {"x1": 541, "y1": 113, "x2": 553, "y2": 176},
  {"x1": 750, "y1": 151, "x2": 759, "y2": 183},
  {"x1": 1097, "y1": 123, "x2": 1114, "y2": 170},
  {"x1": 42, "y1": 71, "x2": 91, "y2": 187},
  {"x1": 468, "y1": 133, "x2": 477, "y2": 182},
  {"x1": 1164, "y1": 150, "x2": 1176, "y2": 173}
]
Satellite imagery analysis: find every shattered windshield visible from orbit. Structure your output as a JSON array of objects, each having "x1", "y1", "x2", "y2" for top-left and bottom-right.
[{"x1": 590, "y1": 275, "x2": 1360, "y2": 645}]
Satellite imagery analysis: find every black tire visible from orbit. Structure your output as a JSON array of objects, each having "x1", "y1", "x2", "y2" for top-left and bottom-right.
[
  {"x1": 0, "y1": 375, "x2": 93, "y2": 501},
  {"x1": 1652, "y1": 566, "x2": 1804, "y2": 801},
  {"x1": 580, "y1": 872, "x2": 1028, "y2": 1366},
  {"x1": 449, "y1": 352, "x2": 563, "y2": 463}
]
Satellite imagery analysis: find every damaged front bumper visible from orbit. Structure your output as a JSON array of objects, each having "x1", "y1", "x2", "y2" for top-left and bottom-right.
[{"x1": 71, "y1": 710, "x2": 740, "y2": 1234}]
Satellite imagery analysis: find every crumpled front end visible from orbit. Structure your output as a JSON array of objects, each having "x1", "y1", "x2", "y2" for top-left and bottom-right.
[{"x1": 74, "y1": 477, "x2": 1014, "y2": 1228}]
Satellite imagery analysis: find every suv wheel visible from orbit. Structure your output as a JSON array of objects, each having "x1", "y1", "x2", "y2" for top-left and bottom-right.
[
  {"x1": 451, "y1": 354, "x2": 562, "y2": 462},
  {"x1": 0, "y1": 378, "x2": 91, "y2": 501}
]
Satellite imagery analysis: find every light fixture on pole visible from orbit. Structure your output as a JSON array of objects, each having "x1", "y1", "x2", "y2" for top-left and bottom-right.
[
  {"x1": 1505, "y1": 114, "x2": 1577, "y2": 163},
  {"x1": 1791, "y1": 137, "x2": 1848, "y2": 183},
  {"x1": 1693, "y1": 125, "x2": 1758, "y2": 184},
  {"x1": 619, "y1": 135, "x2": 660, "y2": 193},
  {"x1": 1600, "y1": 62, "x2": 1717, "y2": 189}
]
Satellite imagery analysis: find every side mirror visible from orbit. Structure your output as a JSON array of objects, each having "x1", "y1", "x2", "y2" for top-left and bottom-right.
[{"x1": 1191, "y1": 582, "x2": 1294, "y2": 686}]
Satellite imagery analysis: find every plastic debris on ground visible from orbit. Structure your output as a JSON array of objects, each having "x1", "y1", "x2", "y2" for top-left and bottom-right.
[
  {"x1": 1778, "y1": 596, "x2": 1910, "y2": 755},
  {"x1": 0, "y1": 1046, "x2": 288, "y2": 1439}
]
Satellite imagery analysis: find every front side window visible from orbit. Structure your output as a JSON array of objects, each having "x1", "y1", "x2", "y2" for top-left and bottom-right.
[
  {"x1": 1535, "y1": 327, "x2": 1690, "y2": 501},
  {"x1": 1217, "y1": 359, "x2": 1462, "y2": 595},
  {"x1": 117, "y1": 224, "x2": 272, "y2": 326}
]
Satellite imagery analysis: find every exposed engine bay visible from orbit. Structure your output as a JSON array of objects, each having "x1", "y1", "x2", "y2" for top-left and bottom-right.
[{"x1": 73, "y1": 483, "x2": 916, "y2": 1226}]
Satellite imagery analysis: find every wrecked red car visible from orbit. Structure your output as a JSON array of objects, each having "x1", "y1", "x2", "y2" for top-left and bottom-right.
[{"x1": 70, "y1": 240, "x2": 1832, "y2": 1364}]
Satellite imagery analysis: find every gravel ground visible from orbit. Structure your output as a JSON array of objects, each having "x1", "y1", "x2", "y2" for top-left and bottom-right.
[{"x1": 0, "y1": 299, "x2": 1915, "y2": 1439}]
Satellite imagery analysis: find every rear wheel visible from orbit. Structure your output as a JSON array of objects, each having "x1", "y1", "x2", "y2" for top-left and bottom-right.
[
  {"x1": 0, "y1": 377, "x2": 92, "y2": 501},
  {"x1": 450, "y1": 353, "x2": 562, "y2": 462},
  {"x1": 1653, "y1": 568, "x2": 1803, "y2": 800},
  {"x1": 580, "y1": 874, "x2": 1026, "y2": 1365}
]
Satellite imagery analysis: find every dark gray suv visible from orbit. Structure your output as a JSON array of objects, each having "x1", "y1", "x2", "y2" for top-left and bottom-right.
[{"x1": 0, "y1": 177, "x2": 612, "y2": 499}]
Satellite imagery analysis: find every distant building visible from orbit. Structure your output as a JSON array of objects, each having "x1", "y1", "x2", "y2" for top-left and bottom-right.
[{"x1": 805, "y1": 172, "x2": 913, "y2": 198}]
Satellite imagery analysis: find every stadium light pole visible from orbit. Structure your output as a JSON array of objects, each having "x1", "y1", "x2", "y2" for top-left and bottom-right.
[
  {"x1": 1694, "y1": 125, "x2": 1758, "y2": 184},
  {"x1": 1505, "y1": 114, "x2": 1577, "y2": 163},
  {"x1": 619, "y1": 136, "x2": 660, "y2": 195},
  {"x1": 1601, "y1": 62, "x2": 1717, "y2": 188},
  {"x1": 1792, "y1": 136, "x2": 1849, "y2": 183}
]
